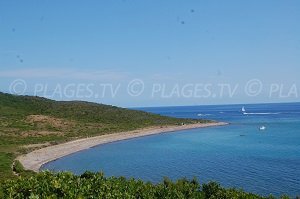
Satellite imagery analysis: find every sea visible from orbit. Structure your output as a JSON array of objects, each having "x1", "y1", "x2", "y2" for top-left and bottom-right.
[{"x1": 41, "y1": 103, "x2": 300, "y2": 197}]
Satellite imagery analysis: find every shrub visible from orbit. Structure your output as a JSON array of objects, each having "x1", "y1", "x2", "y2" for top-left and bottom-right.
[{"x1": 1, "y1": 171, "x2": 277, "y2": 199}]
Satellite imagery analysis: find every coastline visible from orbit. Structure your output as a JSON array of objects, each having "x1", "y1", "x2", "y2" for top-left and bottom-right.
[{"x1": 17, "y1": 122, "x2": 228, "y2": 172}]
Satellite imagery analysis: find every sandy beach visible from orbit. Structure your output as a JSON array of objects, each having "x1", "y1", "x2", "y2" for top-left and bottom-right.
[{"x1": 17, "y1": 122, "x2": 228, "y2": 172}]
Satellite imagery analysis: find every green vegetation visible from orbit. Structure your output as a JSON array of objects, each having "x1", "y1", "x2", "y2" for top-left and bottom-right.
[
  {"x1": 1, "y1": 92, "x2": 290, "y2": 198},
  {"x1": 2, "y1": 171, "x2": 281, "y2": 199},
  {"x1": 0, "y1": 92, "x2": 205, "y2": 181}
]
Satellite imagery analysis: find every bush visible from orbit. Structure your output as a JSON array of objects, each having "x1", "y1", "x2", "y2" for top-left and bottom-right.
[{"x1": 1, "y1": 171, "x2": 278, "y2": 199}]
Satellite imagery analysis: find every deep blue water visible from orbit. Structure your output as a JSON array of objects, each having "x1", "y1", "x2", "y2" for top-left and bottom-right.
[{"x1": 42, "y1": 103, "x2": 300, "y2": 197}]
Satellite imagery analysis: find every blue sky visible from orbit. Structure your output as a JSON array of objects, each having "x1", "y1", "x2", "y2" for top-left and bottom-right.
[{"x1": 0, "y1": 0, "x2": 299, "y2": 107}]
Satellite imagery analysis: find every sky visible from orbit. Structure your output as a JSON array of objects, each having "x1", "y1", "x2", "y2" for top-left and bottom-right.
[{"x1": 0, "y1": 0, "x2": 299, "y2": 107}]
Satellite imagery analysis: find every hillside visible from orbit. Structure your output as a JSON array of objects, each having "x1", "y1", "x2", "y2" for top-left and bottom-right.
[{"x1": 0, "y1": 92, "x2": 206, "y2": 180}]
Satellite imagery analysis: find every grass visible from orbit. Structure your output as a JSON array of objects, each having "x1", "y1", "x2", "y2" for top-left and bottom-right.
[
  {"x1": 0, "y1": 92, "x2": 208, "y2": 181},
  {"x1": 0, "y1": 152, "x2": 14, "y2": 180}
]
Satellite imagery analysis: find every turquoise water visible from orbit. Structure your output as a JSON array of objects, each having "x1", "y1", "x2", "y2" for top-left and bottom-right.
[{"x1": 42, "y1": 103, "x2": 300, "y2": 197}]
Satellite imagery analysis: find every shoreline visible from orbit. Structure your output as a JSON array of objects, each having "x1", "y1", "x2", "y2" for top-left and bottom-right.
[{"x1": 17, "y1": 122, "x2": 228, "y2": 172}]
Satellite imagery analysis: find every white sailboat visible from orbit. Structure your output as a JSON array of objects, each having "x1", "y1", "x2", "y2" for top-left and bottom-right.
[
  {"x1": 259, "y1": 126, "x2": 266, "y2": 131},
  {"x1": 241, "y1": 106, "x2": 246, "y2": 114}
]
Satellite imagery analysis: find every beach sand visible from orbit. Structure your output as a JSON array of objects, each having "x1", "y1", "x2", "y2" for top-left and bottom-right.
[{"x1": 17, "y1": 122, "x2": 228, "y2": 172}]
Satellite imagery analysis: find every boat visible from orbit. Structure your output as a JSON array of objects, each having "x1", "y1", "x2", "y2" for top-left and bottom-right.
[
  {"x1": 241, "y1": 106, "x2": 247, "y2": 114},
  {"x1": 259, "y1": 126, "x2": 266, "y2": 131},
  {"x1": 242, "y1": 106, "x2": 246, "y2": 112}
]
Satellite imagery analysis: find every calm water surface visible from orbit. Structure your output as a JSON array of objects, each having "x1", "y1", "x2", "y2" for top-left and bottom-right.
[{"x1": 42, "y1": 103, "x2": 300, "y2": 197}]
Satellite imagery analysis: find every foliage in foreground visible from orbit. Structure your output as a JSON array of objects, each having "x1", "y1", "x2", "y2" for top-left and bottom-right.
[{"x1": 2, "y1": 171, "x2": 281, "y2": 199}]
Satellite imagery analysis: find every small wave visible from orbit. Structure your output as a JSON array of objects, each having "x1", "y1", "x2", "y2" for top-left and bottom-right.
[{"x1": 197, "y1": 113, "x2": 212, "y2": 116}]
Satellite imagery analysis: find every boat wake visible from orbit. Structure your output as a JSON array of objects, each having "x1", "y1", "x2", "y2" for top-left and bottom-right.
[
  {"x1": 243, "y1": 112, "x2": 281, "y2": 115},
  {"x1": 241, "y1": 106, "x2": 280, "y2": 115}
]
